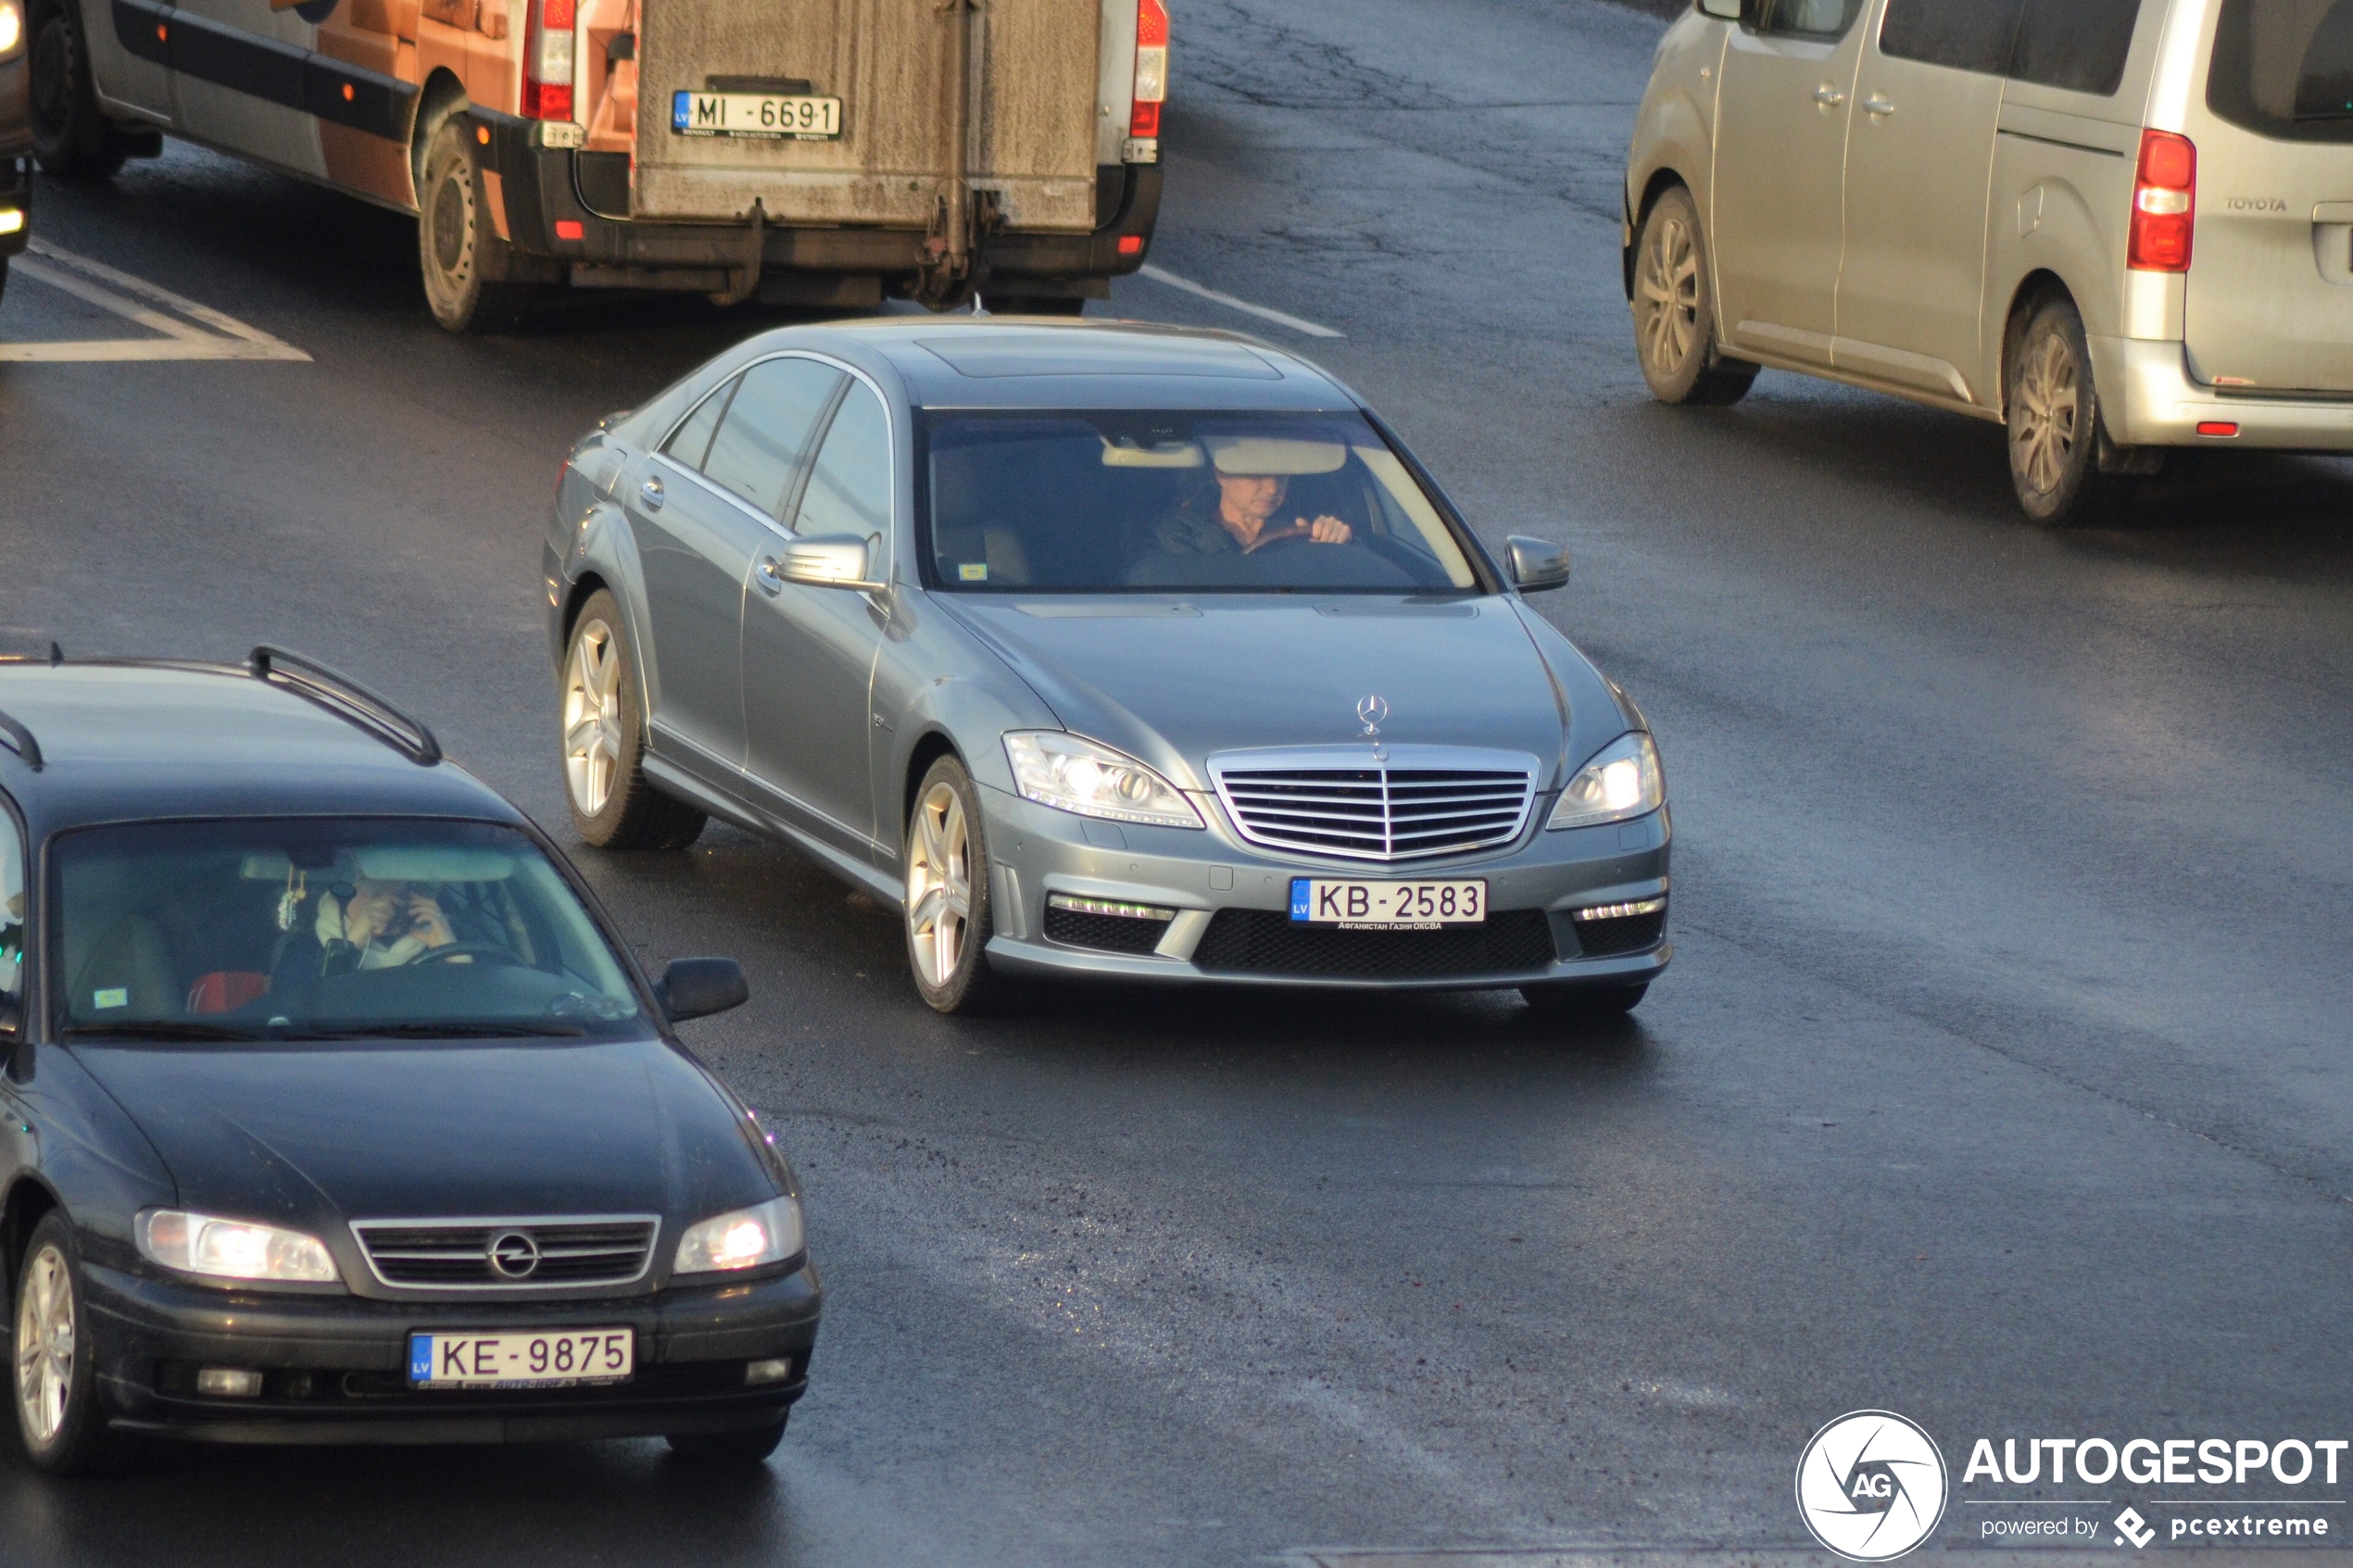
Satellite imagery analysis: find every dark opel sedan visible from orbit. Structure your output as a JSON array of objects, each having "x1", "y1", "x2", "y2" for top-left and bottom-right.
[{"x1": 0, "y1": 652, "x2": 818, "y2": 1474}]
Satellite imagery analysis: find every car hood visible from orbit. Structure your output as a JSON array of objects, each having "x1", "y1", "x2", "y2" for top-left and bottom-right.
[
  {"x1": 69, "y1": 1036, "x2": 775, "y2": 1237},
  {"x1": 937, "y1": 596, "x2": 1574, "y2": 787}
]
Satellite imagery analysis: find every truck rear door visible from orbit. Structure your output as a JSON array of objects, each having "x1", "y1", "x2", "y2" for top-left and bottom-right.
[{"x1": 629, "y1": 0, "x2": 1104, "y2": 232}]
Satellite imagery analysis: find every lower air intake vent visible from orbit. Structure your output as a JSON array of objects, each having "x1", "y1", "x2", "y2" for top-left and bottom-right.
[{"x1": 1192, "y1": 909, "x2": 1556, "y2": 979}]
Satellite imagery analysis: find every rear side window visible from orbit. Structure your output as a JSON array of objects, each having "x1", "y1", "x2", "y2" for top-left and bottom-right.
[
  {"x1": 791, "y1": 383, "x2": 893, "y2": 540},
  {"x1": 1753, "y1": 0, "x2": 1866, "y2": 39},
  {"x1": 662, "y1": 380, "x2": 734, "y2": 470},
  {"x1": 1880, "y1": 0, "x2": 2141, "y2": 94},
  {"x1": 2210, "y1": 0, "x2": 2353, "y2": 142},
  {"x1": 699, "y1": 358, "x2": 848, "y2": 517}
]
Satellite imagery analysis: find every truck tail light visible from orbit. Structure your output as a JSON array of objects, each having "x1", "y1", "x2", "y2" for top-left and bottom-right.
[
  {"x1": 1130, "y1": 0, "x2": 1167, "y2": 139},
  {"x1": 522, "y1": 0, "x2": 577, "y2": 122},
  {"x1": 2128, "y1": 129, "x2": 2195, "y2": 272}
]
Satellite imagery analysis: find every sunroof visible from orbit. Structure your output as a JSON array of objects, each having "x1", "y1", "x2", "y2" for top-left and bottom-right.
[{"x1": 915, "y1": 333, "x2": 1284, "y2": 380}]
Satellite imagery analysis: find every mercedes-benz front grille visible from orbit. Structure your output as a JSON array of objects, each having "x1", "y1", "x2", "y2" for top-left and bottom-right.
[
  {"x1": 351, "y1": 1216, "x2": 661, "y2": 1290},
  {"x1": 1209, "y1": 746, "x2": 1541, "y2": 863}
]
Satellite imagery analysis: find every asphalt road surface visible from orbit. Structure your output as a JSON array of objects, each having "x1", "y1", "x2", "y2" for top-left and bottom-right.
[{"x1": 6, "y1": 2, "x2": 2352, "y2": 1564}]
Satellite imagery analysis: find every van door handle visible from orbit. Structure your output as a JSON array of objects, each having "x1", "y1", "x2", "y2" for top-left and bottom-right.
[
  {"x1": 1814, "y1": 86, "x2": 1845, "y2": 107},
  {"x1": 1864, "y1": 94, "x2": 1895, "y2": 117},
  {"x1": 638, "y1": 477, "x2": 665, "y2": 512},
  {"x1": 754, "y1": 557, "x2": 786, "y2": 596}
]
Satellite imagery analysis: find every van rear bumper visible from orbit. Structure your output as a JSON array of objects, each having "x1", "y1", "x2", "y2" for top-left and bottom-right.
[
  {"x1": 2099, "y1": 336, "x2": 2353, "y2": 451},
  {"x1": 472, "y1": 111, "x2": 1161, "y2": 303}
]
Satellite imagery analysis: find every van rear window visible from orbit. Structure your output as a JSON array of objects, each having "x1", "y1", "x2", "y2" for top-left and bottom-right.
[
  {"x1": 1879, "y1": 0, "x2": 2141, "y2": 96},
  {"x1": 2209, "y1": 0, "x2": 2353, "y2": 143}
]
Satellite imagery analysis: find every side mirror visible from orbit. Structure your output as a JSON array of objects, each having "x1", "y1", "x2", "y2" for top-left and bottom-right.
[
  {"x1": 655, "y1": 958, "x2": 749, "y2": 1022},
  {"x1": 1504, "y1": 535, "x2": 1572, "y2": 593},
  {"x1": 779, "y1": 534, "x2": 887, "y2": 593},
  {"x1": 1703, "y1": 0, "x2": 1741, "y2": 19}
]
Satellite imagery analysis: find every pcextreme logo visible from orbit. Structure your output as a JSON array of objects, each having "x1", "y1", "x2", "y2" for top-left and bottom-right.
[{"x1": 1795, "y1": 1410, "x2": 1952, "y2": 1562}]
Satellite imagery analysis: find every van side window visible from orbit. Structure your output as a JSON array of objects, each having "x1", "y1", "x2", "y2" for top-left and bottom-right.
[
  {"x1": 662, "y1": 379, "x2": 738, "y2": 471},
  {"x1": 1880, "y1": 0, "x2": 2024, "y2": 75},
  {"x1": 0, "y1": 803, "x2": 24, "y2": 1024},
  {"x1": 2010, "y1": 0, "x2": 2143, "y2": 95},
  {"x1": 1754, "y1": 0, "x2": 1866, "y2": 39},
  {"x1": 2209, "y1": 0, "x2": 2353, "y2": 143},
  {"x1": 700, "y1": 358, "x2": 849, "y2": 517}
]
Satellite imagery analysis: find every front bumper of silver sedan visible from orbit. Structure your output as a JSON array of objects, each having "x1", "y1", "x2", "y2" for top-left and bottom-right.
[{"x1": 977, "y1": 784, "x2": 1671, "y2": 991}]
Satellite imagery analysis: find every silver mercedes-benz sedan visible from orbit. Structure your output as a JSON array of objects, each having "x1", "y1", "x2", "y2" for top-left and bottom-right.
[{"x1": 542, "y1": 320, "x2": 1671, "y2": 1019}]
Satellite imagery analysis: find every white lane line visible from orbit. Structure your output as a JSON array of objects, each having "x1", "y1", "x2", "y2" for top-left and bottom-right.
[
  {"x1": 1, "y1": 242, "x2": 309, "y2": 363},
  {"x1": 1135, "y1": 263, "x2": 1345, "y2": 339}
]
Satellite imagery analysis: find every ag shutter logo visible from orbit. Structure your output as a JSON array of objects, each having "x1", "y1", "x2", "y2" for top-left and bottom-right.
[{"x1": 1796, "y1": 1410, "x2": 1951, "y2": 1562}]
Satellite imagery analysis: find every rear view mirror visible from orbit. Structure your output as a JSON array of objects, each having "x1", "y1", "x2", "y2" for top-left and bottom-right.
[
  {"x1": 780, "y1": 534, "x2": 887, "y2": 593},
  {"x1": 657, "y1": 958, "x2": 749, "y2": 1022},
  {"x1": 1504, "y1": 535, "x2": 1572, "y2": 593}
]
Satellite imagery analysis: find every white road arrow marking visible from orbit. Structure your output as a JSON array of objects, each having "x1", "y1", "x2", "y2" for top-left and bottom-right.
[{"x1": 1, "y1": 241, "x2": 310, "y2": 363}]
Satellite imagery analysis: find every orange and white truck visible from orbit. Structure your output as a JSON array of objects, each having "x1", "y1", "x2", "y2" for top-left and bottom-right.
[{"x1": 27, "y1": 0, "x2": 1167, "y2": 328}]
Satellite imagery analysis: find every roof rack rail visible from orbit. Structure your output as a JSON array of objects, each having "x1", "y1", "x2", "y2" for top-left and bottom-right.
[
  {"x1": 248, "y1": 646, "x2": 442, "y2": 767},
  {"x1": 0, "y1": 709, "x2": 42, "y2": 771}
]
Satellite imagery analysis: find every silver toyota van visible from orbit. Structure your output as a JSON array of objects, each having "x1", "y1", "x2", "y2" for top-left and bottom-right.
[{"x1": 1624, "y1": 0, "x2": 2353, "y2": 521}]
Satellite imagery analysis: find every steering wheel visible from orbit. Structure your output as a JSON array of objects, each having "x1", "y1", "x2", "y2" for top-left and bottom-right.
[{"x1": 409, "y1": 944, "x2": 525, "y2": 968}]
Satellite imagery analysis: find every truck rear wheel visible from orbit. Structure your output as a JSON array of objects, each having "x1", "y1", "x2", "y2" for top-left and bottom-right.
[
  {"x1": 30, "y1": 0, "x2": 132, "y2": 181},
  {"x1": 417, "y1": 118, "x2": 535, "y2": 334}
]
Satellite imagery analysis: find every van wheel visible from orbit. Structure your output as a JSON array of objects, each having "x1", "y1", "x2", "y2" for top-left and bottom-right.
[
  {"x1": 562, "y1": 591, "x2": 707, "y2": 850},
  {"x1": 1631, "y1": 187, "x2": 1756, "y2": 408},
  {"x1": 2007, "y1": 298, "x2": 2125, "y2": 525},
  {"x1": 29, "y1": 0, "x2": 132, "y2": 181},
  {"x1": 417, "y1": 117, "x2": 535, "y2": 334}
]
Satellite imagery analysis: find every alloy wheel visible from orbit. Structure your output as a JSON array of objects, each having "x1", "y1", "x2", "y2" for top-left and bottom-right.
[
  {"x1": 1637, "y1": 213, "x2": 1700, "y2": 375},
  {"x1": 905, "y1": 781, "x2": 973, "y2": 990},
  {"x1": 562, "y1": 618, "x2": 624, "y2": 818},
  {"x1": 2013, "y1": 332, "x2": 2080, "y2": 498},
  {"x1": 15, "y1": 1243, "x2": 74, "y2": 1449}
]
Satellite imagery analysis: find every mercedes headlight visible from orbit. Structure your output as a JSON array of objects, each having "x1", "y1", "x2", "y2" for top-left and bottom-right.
[
  {"x1": 1547, "y1": 731, "x2": 1664, "y2": 831},
  {"x1": 136, "y1": 1210, "x2": 340, "y2": 1283},
  {"x1": 1003, "y1": 731, "x2": 1204, "y2": 829},
  {"x1": 673, "y1": 1195, "x2": 803, "y2": 1275}
]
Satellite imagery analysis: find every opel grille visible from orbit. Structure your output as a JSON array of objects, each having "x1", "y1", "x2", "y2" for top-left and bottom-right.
[{"x1": 351, "y1": 1215, "x2": 661, "y2": 1290}]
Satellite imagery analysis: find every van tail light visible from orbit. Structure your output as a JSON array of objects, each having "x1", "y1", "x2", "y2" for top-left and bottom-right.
[
  {"x1": 1130, "y1": 0, "x2": 1167, "y2": 139},
  {"x1": 522, "y1": 0, "x2": 577, "y2": 121},
  {"x1": 2129, "y1": 129, "x2": 2196, "y2": 272}
]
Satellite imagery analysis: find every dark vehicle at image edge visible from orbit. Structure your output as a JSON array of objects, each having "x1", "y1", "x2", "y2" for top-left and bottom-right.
[
  {"x1": 0, "y1": 650, "x2": 820, "y2": 1474},
  {"x1": 1, "y1": 0, "x2": 27, "y2": 296}
]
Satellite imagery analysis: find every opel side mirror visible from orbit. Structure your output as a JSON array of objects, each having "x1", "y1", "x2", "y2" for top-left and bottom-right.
[
  {"x1": 779, "y1": 534, "x2": 887, "y2": 593},
  {"x1": 1505, "y1": 536, "x2": 1572, "y2": 593},
  {"x1": 656, "y1": 958, "x2": 749, "y2": 1022}
]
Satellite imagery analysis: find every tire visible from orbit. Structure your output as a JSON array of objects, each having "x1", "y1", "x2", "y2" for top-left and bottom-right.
[
  {"x1": 416, "y1": 115, "x2": 535, "y2": 333},
  {"x1": 29, "y1": 0, "x2": 132, "y2": 181},
  {"x1": 903, "y1": 755, "x2": 1017, "y2": 1015},
  {"x1": 1518, "y1": 982, "x2": 1648, "y2": 1022},
  {"x1": 666, "y1": 1416, "x2": 786, "y2": 1466},
  {"x1": 986, "y1": 295, "x2": 1088, "y2": 318},
  {"x1": 2007, "y1": 297, "x2": 2127, "y2": 526},
  {"x1": 1630, "y1": 187, "x2": 1756, "y2": 408},
  {"x1": 561, "y1": 591, "x2": 707, "y2": 851},
  {"x1": 13, "y1": 1211, "x2": 121, "y2": 1475}
]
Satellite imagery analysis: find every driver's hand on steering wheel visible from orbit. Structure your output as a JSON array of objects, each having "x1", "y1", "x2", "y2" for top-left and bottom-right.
[{"x1": 1300, "y1": 514, "x2": 1352, "y2": 545}]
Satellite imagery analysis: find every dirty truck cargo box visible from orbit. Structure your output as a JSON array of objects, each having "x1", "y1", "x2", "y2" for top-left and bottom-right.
[{"x1": 632, "y1": 0, "x2": 1103, "y2": 231}]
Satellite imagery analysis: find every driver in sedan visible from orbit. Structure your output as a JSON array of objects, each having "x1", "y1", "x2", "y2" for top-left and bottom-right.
[
  {"x1": 1150, "y1": 436, "x2": 1354, "y2": 557},
  {"x1": 314, "y1": 880, "x2": 460, "y2": 973}
]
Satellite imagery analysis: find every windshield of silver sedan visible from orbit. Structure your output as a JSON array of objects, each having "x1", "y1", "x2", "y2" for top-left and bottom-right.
[
  {"x1": 921, "y1": 411, "x2": 1484, "y2": 593},
  {"x1": 54, "y1": 821, "x2": 644, "y2": 1041}
]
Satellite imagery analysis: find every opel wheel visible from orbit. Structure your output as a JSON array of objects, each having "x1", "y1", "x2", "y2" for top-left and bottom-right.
[
  {"x1": 903, "y1": 755, "x2": 1014, "y2": 1015},
  {"x1": 1631, "y1": 185, "x2": 1755, "y2": 408},
  {"x1": 562, "y1": 590, "x2": 706, "y2": 850},
  {"x1": 13, "y1": 1212, "x2": 118, "y2": 1474}
]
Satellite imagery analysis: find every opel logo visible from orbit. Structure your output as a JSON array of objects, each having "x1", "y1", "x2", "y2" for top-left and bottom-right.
[
  {"x1": 1356, "y1": 694, "x2": 1389, "y2": 736},
  {"x1": 486, "y1": 1230, "x2": 541, "y2": 1280}
]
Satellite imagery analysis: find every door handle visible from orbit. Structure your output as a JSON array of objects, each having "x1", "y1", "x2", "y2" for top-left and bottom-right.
[
  {"x1": 1814, "y1": 85, "x2": 1845, "y2": 107},
  {"x1": 638, "y1": 477, "x2": 665, "y2": 512},
  {"x1": 1864, "y1": 94, "x2": 1895, "y2": 117},
  {"x1": 754, "y1": 557, "x2": 786, "y2": 596}
]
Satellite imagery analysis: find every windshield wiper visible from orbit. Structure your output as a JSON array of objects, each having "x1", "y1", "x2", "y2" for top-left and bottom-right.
[
  {"x1": 63, "y1": 1021, "x2": 271, "y2": 1042},
  {"x1": 289, "y1": 1022, "x2": 592, "y2": 1040}
]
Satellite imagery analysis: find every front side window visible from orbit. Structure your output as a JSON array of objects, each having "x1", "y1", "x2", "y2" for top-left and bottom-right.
[
  {"x1": 2210, "y1": 0, "x2": 2353, "y2": 142},
  {"x1": 53, "y1": 820, "x2": 643, "y2": 1041},
  {"x1": 1753, "y1": 0, "x2": 1867, "y2": 40},
  {"x1": 698, "y1": 357, "x2": 848, "y2": 516},
  {"x1": 922, "y1": 411, "x2": 1483, "y2": 595},
  {"x1": 0, "y1": 802, "x2": 23, "y2": 1026}
]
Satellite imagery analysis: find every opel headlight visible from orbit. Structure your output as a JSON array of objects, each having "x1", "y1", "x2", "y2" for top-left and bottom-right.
[
  {"x1": 136, "y1": 1210, "x2": 340, "y2": 1284},
  {"x1": 673, "y1": 1195, "x2": 803, "y2": 1275},
  {"x1": 0, "y1": 3, "x2": 21, "y2": 54},
  {"x1": 1547, "y1": 731, "x2": 1664, "y2": 831},
  {"x1": 1003, "y1": 731, "x2": 1204, "y2": 829}
]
